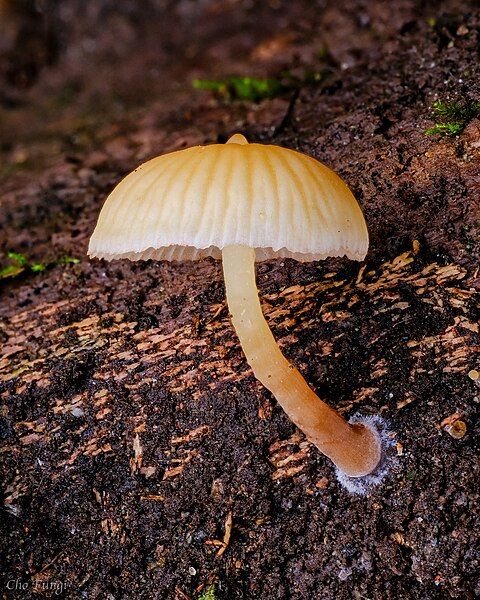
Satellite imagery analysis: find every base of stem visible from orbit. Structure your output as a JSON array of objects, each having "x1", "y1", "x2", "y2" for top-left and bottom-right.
[{"x1": 335, "y1": 415, "x2": 395, "y2": 495}]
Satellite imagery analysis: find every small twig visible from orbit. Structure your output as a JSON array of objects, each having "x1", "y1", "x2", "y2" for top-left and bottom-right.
[
  {"x1": 273, "y1": 88, "x2": 300, "y2": 136},
  {"x1": 140, "y1": 494, "x2": 165, "y2": 501},
  {"x1": 34, "y1": 551, "x2": 65, "y2": 575},
  {"x1": 175, "y1": 586, "x2": 191, "y2": 600},
  {"x1": 205, "y1": 302, "x2": 227, "y2": 325},
  {"x1": 216, "y1": 511, "x2": 233, "y2": 557}
]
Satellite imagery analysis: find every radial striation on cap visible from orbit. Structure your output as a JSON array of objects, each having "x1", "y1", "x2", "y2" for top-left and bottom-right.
[{"x1": 88, "y1": 139, "x2": 368, "y2": 263}]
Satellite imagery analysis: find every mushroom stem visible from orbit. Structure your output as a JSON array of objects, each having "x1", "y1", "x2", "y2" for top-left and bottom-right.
[{"x1": 222, "y1": 244, "x2": 381, "y2": 477}]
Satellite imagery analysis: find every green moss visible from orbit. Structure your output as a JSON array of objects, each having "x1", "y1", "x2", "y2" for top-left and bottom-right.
[
  {"x1": 425, "y1": 99, "x2": 480, "y2": 137},
  {"x1": 57, "y1": 256, "x2": 80, "y2": 265},
  {"x1": 0, "y1": 263, "x2": 25, "y2": 279},
  {"x1": 7, "y1": 251, "x2": 28, "y2": 266},
  {"x1": 193, "y1": 70, "x2": 325, "y2": 103},
  {"x1": 30, "y1": 263, "x2": 47, "y2": 272},
  {"x1": 193, "y1": 76, "x2": 286, "y2": 102},
  {"x1": 0, "y1": 252, "x2": 79, "y2": 281},
  {"x1": 197, "y1": 585, "x2": 216, "y2": 600},
  {"x1": 425, "y1": 122, "x2": 463, "y2": 136}
]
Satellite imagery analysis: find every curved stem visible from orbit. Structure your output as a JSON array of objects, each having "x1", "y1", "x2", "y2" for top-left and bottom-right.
[{"x1": 222, "y1": 244, "x2": 381, "y2": 477}]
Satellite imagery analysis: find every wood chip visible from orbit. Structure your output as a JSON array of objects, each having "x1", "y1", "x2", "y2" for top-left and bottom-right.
[
  {"x1": 162, "y1": 465, "x2": 185, "y2": 479},
  {"x1": 271, "y1": 463, "x2": 305, "y2": 480},
  {"x1": 171, "y1": 425, "x2": 211, "y2": 445},
  {"x1": 140, "y1": 466, "x2": 157, "y2": 478},
  {"x1": 216, "y1": 511, "x2": 233, "y2": 557},
  {"x1": 20, "y1": 433, "x2": 44, "y2": 445},
  {"x1": 130, "y1": 434, "x2": 143, "y2": 474},
  {"x1": 315, "y1": 477, "x2": 329, "y2": 489},
  {"x1": 444, "y1": 420, "x2": 467, "y2": 439},
  {"x1": 140, "y1": 494, "x2": 165, "y2": 501},
  {"x1": 440, "y1": 412, "x2": 463, "y2": 427}
]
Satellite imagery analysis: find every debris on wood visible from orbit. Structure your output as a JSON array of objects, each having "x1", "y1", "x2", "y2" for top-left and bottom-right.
[
  {"x1": 269, "y1": 433, "x2": 310, "y2": 481},
  {"x1": 440, "y1": 413, "x2": 468, "y2": 439},
  {"x1": 216, "y1": 511, "x2": 233, "y2": 557},
  {"x1": 174, "y1": 586, "x2": 191, "y2": 600},
  {"x1": 100, "y1": 518, "x2": 122, "y2": 536},
  {"x1": 397, "y1": 393, "x2": 416, "y2": 410},
  {"x1": 210, "y1": 478, "x2": 225, "y2": 501},
  {"x1": 140, "y1": 466, "x2": 157, "y2": 478},
  {"x1": 163, "y1": 449, "x2": 199, "y2": 480},
  {"x1": 272, "y1": 464, "x2": 305, "y2": 481},
  {"x1": 315, "y1": 477, "x2": 329, "y2": 489},
  {"x1": 468, "y1": 369, "x2": 479, "y2": 381},
  {"x1": 163, "y1": 465, "x2": 185, "y2": 480},
  {"x1": 140, "y1": 494, "x2": 165, "y2": 501},
  {"x1": 171, "y1": 425, "x2": 211, "y2": 445},
  {"x1": 258, "y1": 397, "x2": 273, "y2": 420},
  {"x1": 130, "y1": 433, "x2": 143, "y2": 474}
]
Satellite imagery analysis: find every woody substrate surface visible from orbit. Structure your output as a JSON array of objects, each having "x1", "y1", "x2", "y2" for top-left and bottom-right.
[{"x1": 0, "y1": 1, "x2": 479, "y2": 599}]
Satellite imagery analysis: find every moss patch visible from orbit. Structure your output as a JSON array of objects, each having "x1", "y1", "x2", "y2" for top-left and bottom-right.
[
  {"x1": 425, "y1": 99, "x2": 480, "y2": 137},
  {"x1": 197, "y1": 584, "x2": 216, "y2": 600},
  {"x1": 0, "y1": 252, "x2": 79, "y2": 281},
  {"x1": 193, "y1": 71, "x2": 324, "y2": 102}
]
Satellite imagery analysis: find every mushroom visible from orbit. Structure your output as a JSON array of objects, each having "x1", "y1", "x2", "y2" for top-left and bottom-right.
[{"x1": 89, "y1": 133, "x2": 382, "y2": 479}]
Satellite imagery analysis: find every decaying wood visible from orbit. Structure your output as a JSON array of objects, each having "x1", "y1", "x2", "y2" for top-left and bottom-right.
[{"x1": 1, "y1": 249, "x2": 478, "y2": 485}]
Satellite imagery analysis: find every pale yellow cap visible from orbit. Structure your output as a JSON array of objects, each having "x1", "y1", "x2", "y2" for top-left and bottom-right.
[{"x1": 88, "y1": 134, "x2": 368, "y2": 263}]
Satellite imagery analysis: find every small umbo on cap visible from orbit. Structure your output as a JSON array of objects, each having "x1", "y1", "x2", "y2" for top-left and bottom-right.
[{"x1": 89, "y1": 134, "x2": 382, "y2": 482}]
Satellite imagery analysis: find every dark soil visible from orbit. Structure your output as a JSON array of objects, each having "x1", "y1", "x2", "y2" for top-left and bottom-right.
[{"x1": 1, "y1": 1, "x2": 479, "y2": 599}]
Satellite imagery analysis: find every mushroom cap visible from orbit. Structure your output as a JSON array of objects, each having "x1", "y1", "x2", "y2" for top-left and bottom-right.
[{"x1": 88, "y1": 135, "x2": 368, "y2": 263}]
